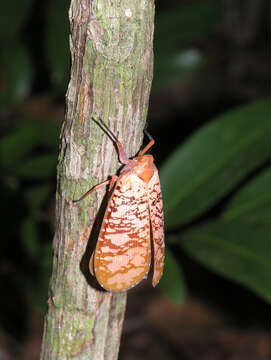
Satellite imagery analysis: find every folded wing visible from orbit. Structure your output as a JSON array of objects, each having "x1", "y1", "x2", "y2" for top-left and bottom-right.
[
  {"x1": 148, "y1": 168, "x2": 165, "y2": 286},
  {"x1": 93, "y1": 173, "x2": 151, "y2": 291}
]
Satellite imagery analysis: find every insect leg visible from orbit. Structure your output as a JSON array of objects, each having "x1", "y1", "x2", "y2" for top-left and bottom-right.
[
  {"x1": 108, "y1": 175, "x2": 118, "y2": 193},
  {"x1": 73, "y1": 179, "x2": 111, "y2": 203}
]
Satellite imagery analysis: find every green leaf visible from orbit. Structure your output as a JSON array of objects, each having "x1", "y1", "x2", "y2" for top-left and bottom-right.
[
  {"x1": 41, "y1": 243, "x2": 53, "y2": 270},
  {"x1": 16, "y1": 154, "x2": 57, "y2": 179},
  {"x1": 0, "y1": 43, "x2": 33, "y2": 106},
  {"x1": 21, "y1": 218, "x2": 40, "y2": 257},
  {"x1": 154, "y1": 47, "x2": 205, "y2": 89},
  {"x1": 24, "y1": 184, "x2": 52, "y2": 212},
  {"x1": 154, "y1": 0, "x2": 224, "y2": 87},
  {"x1": 182, "y1": 220, "x2": 271, "y2": 303},
  {"x1": 160, "y1": 100, "x2": 271, "y2": 229},
  {"x1": 222, "y1": 167, "x2": 271, "y2": 225},
  {"x1": 158, "y1": 248, "x2": 186, "y2": 305},
  {"x1": 0, "y1": 123, "x2": 40, "y2": 169},
  {"x1": 0, "y1": 120, "x2": 59, "y2": 169},
  {"x1": 46, "y1": 0, "x2": 70, "y2": 93},
  {"x1": 24, "y1": 119, "x2": 60, "y2": 149},
  {"x1": 0, "y1": 0, "x2": 33, "y2": 41}
]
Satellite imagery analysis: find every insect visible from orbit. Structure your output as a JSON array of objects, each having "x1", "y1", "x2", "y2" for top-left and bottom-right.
[{"x1": 74, "y1": 119, "x2": 164, "y2": 292}]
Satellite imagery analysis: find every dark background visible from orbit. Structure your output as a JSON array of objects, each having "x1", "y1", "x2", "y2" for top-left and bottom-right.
[{"x1": 1, "y1": 0, "x2": 271, "y2": 359}]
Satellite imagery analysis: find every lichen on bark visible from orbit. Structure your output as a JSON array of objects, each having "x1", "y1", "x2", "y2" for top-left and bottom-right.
[{"x1": 40, "y1": 0, "x2": 155, "y2": 359}]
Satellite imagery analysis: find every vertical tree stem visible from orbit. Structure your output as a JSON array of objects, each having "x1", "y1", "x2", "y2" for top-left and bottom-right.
[{"x1": 40, "y1": 0, "x2": 155, "y2": 359}]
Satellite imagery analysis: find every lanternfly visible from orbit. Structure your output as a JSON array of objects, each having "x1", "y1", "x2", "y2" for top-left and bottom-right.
[{"x1": 74, "y1": 119, "x2": 165, "y2": 292}]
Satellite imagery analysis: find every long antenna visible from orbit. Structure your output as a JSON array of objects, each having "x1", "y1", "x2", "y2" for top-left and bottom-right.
[
  {"x1": 138, "y1": 122, "x2": 155, "y2": 156},
  {"x1": 92, "y1": 117, "x2": 129, "y2": 165},
  {"x1": 144, "y1": 127, "x2": 153, "y2": 142},
  {"x1": 92, "y1": 117, "x2": 119, "y2": 144}
]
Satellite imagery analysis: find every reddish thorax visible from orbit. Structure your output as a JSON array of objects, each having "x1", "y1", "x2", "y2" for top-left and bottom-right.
[{"x1": 120, "y1": 155, "x2": 155, "y2": 183}]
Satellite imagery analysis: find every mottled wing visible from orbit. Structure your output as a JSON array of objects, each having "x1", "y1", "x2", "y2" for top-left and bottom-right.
[
  {"x1": 148, "y1": 168, "x2": 165, "y2": 286},
  {"x1": 93, "y1": 173, "x2": 151, "y2": 292}
]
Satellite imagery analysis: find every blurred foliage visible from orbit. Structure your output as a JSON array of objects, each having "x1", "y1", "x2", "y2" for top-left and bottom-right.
[
  {"x1": 0, "y1": 0, "x2": 271, "y2": 339},
  {"x1": 183, "y1": 220, "x2": 271, "y2": 302},
  {"x1": 159, "y1": 249, "x2": 186, "y2": 305},
  {"x1": 161, "y1": 100, "x2": 271, "y2": 304},
  {"x1": 161, "y1": 100, "x2": 271, "y2": 228},
  {"x1": 222, "y1": 167, "x2": 271, "y2": 225},
  {"x1": 0, "y1": 119, "x2": 59, "y2": 328},
  {"x1": 0, "y1": 0, "x2": 34, "y2": 106},
  {"x1": 154, "y1": 0, "x2": 225, "y2": 87},
  {"x1": 46, "y1": 0, "x2": 70, "y2": 93}
]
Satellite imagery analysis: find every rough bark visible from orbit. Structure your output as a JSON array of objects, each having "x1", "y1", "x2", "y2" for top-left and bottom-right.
[{"x1": 40, "y1": 0, "x2": 155, "y2": 359}]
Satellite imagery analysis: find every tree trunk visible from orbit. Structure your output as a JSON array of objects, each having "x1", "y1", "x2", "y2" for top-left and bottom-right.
[{"x1": 40, "y1": 0, "x2": 155, "y2": 359}]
